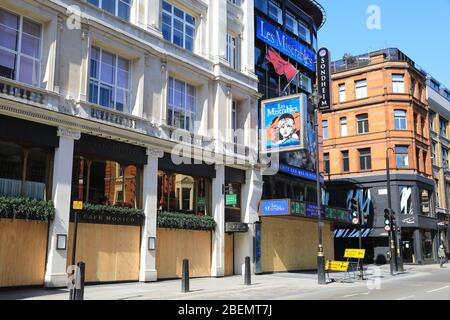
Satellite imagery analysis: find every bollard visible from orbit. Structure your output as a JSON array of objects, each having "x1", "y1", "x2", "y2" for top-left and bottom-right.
[
  {"x1": 244, "y1": 256, "x2": 251, "y2": 285},
  {"x1": 181, "y1": 259, "x2": 189, "y2": 293},
  {"x1": 75, "y1": 262, "x2": 85, "y2": 300}
]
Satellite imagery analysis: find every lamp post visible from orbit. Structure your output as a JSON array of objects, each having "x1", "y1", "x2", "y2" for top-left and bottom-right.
[
  {"x1": 386, "y1": 147, "x2": 404, "y2": 273},
  {"x1": 444, "y1": 162, "x2": 450, "y2": 253},
  {"x1": 310, "y1": 87, "x2": 326, "y2": 285}
]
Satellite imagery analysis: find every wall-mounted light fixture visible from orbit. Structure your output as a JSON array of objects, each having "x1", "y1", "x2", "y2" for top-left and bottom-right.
[
  {"x1": 148, "y1": 237, "x2": 156, "y2": 251},
  {"x1": 56, "y1": 234, "x2": 67, "y2": 250}
]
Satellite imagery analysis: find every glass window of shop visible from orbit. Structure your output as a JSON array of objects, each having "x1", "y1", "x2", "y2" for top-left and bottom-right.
[
  {"x1": 225, "y1": 183, "x2": 241, "y2": 223},
  {"x1": 419, "y1": 189, "x2": 431, "y2": 216},
  {"x1": 157, "y1": 171, "x2": 211, "y2": 215},
  {"x1": 262, "y1": 176, "x2": 317, "y2": 203},
  {"x1": 0, "y1": 140, "x2": 51, "y2": 200},
  {"x1": 71, "y1": 156, "x2": 140, "y2": 208},
  {"x1": 422, "y1": 230, "x2": 434, "y2": 260}
]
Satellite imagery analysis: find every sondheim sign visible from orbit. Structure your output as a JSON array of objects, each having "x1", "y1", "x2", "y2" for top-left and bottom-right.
[
  {"x1": 317, "y1": 47, "x2": 332, "y2": 110},
  {"x1": 256, "y1": 16, "x2": 315, "y2": 72}
]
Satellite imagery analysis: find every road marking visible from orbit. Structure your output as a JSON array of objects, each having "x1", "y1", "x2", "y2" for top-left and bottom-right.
[
  {"x1": 340, "y1": 292, "x2": 369, "y2": 298},
  {"x1": 396, "y1": 295, "x2": 414, "y2": 300},
  {"x1": 426, "y1": 285, "x2": 450, "y2": 293}
]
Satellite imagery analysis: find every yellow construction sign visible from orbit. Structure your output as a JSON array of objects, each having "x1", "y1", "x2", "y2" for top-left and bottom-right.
[
  {"x1": 325, "y1": 260, "x2": 349, "y2": 272},
  {"x1": 344, "y1": 248, "x2": 366, "y2": 259}
]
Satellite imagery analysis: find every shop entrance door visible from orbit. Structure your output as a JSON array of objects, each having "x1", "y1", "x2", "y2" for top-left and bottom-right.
[{"x1": 225, "y1": 233, "x2": 234, "y2": 276}]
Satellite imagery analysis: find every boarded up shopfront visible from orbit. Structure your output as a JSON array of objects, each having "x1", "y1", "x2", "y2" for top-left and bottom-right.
[
  {"x1": 260, "y1": 216, "x2": 334, "y2": 272},
  {"x1": 156, "y1": 228, "x2": 211, "y2": 279},
  {"x1": 0, "y1": 219, "x2": 48, "y2": 287},
  {"x1": 67, "y1": 221, "x2": 141, "y2": 283}
]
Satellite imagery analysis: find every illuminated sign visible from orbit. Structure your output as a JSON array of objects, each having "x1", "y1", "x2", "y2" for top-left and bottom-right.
[
  {"x1": 317, "y1": 48, "x2": 332, "y2": 110},
  {"x1": 260, "y1": 199, "x2": 290, "y2": 215},
  {"x1": 261, "y1": 94, "x2": 307, "y2": 153},
  {"x1": 256, "y1": 16, "x2": 315, "y2": 72}
]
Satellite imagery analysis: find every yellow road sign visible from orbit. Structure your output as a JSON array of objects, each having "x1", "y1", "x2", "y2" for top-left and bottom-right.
[
  {"x1": 72, "y1": 201, "x2": 83, "y2": 210},
  {"x1": 344, "y1": 248, "x2": 366, "y2": 259},
  {"x1": 325, "y1": 260, "x2": 349, "y2": 272}
]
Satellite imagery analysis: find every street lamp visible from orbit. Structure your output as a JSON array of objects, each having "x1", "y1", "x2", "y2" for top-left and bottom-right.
[
  {"x1": 386, "y1": 147, "x2": 404, "y2": 273},
  {"x1": 443, "y1": 162, "x2": 450, "y2": 253},
  {"x1": 310, "y1": 86, "x2": 326, "y2": 285}
]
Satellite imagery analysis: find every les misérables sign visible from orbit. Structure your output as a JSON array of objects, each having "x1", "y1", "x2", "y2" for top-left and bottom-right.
[
  {"x1": 317, "y1": 48, "x2": 332, "y2": 111},
  {"x1": 261, "y1": 93, "x2": 307, "y2": 153}
]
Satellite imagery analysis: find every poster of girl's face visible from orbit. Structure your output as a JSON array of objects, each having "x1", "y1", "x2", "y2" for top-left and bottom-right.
[{"x1": 262, "y1": 94, "x2": 306, "y2": 152}]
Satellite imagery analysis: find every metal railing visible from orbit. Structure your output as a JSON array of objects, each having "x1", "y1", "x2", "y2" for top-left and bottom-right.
[{"x1": 331, "y1": 48, "x2": 416, "y2": 74}]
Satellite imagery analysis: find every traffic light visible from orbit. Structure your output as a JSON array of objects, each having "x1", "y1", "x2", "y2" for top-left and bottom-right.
[
  {"x1": 351, "y1": 197, "x2": 359, "y2": 225},
  {"x1": 384, "y1": 208, "x2": 392, "y2": 232}
]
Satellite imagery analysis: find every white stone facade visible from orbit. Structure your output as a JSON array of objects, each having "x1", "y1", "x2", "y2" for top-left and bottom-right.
[{"x1": 0, "y1": 0, "x2": 262, "y2": 287}]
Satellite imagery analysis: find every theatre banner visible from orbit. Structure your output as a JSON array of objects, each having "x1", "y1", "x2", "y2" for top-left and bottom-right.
[{"x1": 261, "y1": 93, "x2": 307, "y2": 153}]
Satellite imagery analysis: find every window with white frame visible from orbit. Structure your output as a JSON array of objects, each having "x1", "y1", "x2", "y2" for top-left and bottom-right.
[
  {"x1": 297, "y1": 19, "x2": 310, "y2": 44},
  {"x1": 167, "y1": 77, "x2": 195, "y2": 131},
  {"x1": 226, "y1": 33, "x2": 238, "y2": 70},
  {"x1": 340, "y1": 117, "x2": 347, "y2": 137},
  {"x1": 162, "y1": 1, "x2": 195, "y2": 52},
  {"x1": 395, "y1": 145, "x2": 409, "y2": 168},
  {"x1": 338, "y1": 83, "x2": 346, "y2": 102},
  {"x1": 87, "y1": 0, "x2": 131, "y2": 21},
  {"x1": 322, "y1": 120, "x2": 328, "y2": 140},
  {"x1": 232, "y1": 100, "x2": 237, "y2": 143},
  {"x1": 285, "y1": 13, "x2": 297, "y2": 35},
  {"x1": 228, "y1": 0, "x2": 241, "y2": 6},
  {"x1": 357, "y1": 113, "x2": 369, "y2": 134},
  {"x1": 355, "y1": 79, "x2": 367, "y2": 99},
  {"x1": 394, "y1": 109, "x2": 407, "y2": 130},
  {"x1": 88, "y1": 46, "x2": 131, "y2": 113},
  {"x1": 0, "y1": 8, "x2": 41, "y2": 87},
  {"x1": 392, "y1": 74, "x2": 405, "y2": 93},
  {"x1": 268, "y1": 1, "x2": 282, "y2": 24}
]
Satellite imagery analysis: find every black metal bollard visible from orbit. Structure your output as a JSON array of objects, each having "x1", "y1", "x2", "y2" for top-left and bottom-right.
[
  {"x1": 244, "y1": 256, "x2": 251, "y2": 285},
  {"x1": 181, "y1": 259, "x2": 189, "y2": 293},
  {"x1": 75, "y1": 262, "x2": 85, "y2": 300}
]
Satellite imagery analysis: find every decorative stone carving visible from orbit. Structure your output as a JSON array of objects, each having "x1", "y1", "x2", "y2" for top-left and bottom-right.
[
  {"x1": 57, "y1": 127, "x2": 81, "y2": 140},
  {"x1": 146, "y1": 147, "x2": 164, "y2": 158}
]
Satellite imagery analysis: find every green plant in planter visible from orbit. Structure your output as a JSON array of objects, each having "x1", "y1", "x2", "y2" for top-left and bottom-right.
[
  {"x1": 157, "y1": 211, "x2": 216, "y2": 231},
  {"x1": 82, "y1": 203, "x2": 144, "y2": 216},
  {"x1": 0, "y1": 196, "x2": 55, "y2": 221}
]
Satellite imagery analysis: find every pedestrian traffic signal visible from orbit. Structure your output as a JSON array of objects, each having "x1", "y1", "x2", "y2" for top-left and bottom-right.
[
  {"x1": 351, "y1": 197, "x2": 359, "y2": 224},
  {"x1": 351, "y1": 197, "x2": 359, "y2": 212},
  {"x1": 384, "y1": 208, "x2": 391, "y2": 232}
]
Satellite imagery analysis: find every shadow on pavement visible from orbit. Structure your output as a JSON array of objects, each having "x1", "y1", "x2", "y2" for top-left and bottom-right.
[{"x1": 0, "y1": 287, "x2": 69, "y2": 300}]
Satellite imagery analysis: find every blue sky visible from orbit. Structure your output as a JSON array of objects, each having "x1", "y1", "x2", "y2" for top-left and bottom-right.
[{"x1": 318, "y1": 0, "x2": 450, "y2": 87}]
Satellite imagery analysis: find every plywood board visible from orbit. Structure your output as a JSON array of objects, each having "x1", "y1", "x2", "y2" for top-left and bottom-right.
[
  {"x1": 67, "y1": 223, "x2": 141, "y2": 282},
  {"x1": 0, "y1": 219, "x2": 48, "y2": 287},
  {"x1": 156, "y1": 228, "x2": 211, "y2": 279}
]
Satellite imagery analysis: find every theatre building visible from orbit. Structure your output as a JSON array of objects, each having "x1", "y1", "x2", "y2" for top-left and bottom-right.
[
  {"x1": 320, "y1": 49, "x2": 437, "y2": 264},
  {"x1": 253, "y1": 0, "x2": 350, "y2": 273},
  {"x1": 0, "y1": 0, "x2": 261, "y2": 287}
]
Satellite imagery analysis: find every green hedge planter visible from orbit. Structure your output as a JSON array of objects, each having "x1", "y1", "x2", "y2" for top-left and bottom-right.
[
  {"x1": 82, "y1": 203, "x2": 144, "y2": 217},
  {"x1": 157, "y1": 212, "x2": 216, "y2": 231},
  {"x1": 0, "y1": 196, "x2": 55, "y2": 221}
]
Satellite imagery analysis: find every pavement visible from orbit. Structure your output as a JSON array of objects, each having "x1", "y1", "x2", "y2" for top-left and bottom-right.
[{"x1": 0, "y1": 263, "x2": 449, "y2": 300}]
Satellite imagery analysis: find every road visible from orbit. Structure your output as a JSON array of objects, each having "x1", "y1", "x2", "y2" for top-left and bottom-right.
[{"x1": 0, "y1": 264, "x2": 449, "y2": 300}]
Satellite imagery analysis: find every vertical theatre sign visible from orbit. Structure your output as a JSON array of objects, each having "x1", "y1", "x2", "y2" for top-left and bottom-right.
[
  {"x1": 317, "y1": 48, "x2": 332, "y2": 111},
  {"x1": 261, "y1": 93, "x2": 307, "y2": 153}
]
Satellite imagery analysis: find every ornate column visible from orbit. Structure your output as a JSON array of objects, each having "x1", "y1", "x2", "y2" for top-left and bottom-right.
[
  {"x1": 44, "y1": 127, "x2": 80, "y2": 288},
  {"x1": 139, "y1": 147, "x2": 163, "y2": 282}
]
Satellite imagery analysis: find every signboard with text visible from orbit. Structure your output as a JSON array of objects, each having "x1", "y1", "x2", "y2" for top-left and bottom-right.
[
  {"x1": 344, "y1": 249, "x2": 366, "y2": 259},
  {"x1": 317, "y1": 48, "x2": 332, "y2": 110},
  {"x1": 261, "y1": 94, "x2": 307, "y2": 153},
  {"x1": 256, "y1": 16, "x2": 315, "y2": 72}
]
